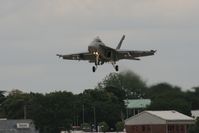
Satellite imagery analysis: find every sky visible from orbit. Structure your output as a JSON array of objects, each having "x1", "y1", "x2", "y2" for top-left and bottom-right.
[{"x1": 0, "y1": 0, "x2": 199, "y2": 94}]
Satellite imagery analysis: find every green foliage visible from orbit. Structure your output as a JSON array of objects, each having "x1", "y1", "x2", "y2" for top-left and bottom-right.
[
  {"x1": 1, "y1": 71, "x2": 199, "y2": 133},
  {"x1": 186, "y1": 87, "x2": 199, "y2": 110},
  {"x1": 2, "y1": 92, "x2": 30, "y2": 119},
  {"x1": 97, "y1": 70, "x2": 147, "y2": 99},
  {"x1": 29, "y1": 91, "x2": 75, "y2": 133},
  {"x1": 81, "y1": 123, "x2": 91, "y2": 131},
  {"x1": 79, "y1": 88, "x2": 125, "y2": 129},
  {"x1": 0, "y1": 90, "x2": 6, "y2": 98},
  {"x1": 0, "y1": 90, "x2": 6, "y2": 105},
  {"x1": 104, "y1": 86, "x2": 126, "y2": 101},
  {"x1": 1, "y1": 91, "x2": 75, "y2": 133},
  {"x1": 115, "y1": 121, "x2": 124, "y2": 132},
  {"x1": 99, "y1": 121, "x2": 109, "y2": 132},
  {"x1": 189, "y1": 118, "x2": 199, "y2": 133},
  {"x1": 0, "y1": 90, "x2": 6, "y2": 117},
  {"x1": 146, "y1": 83, "x2": 191, "y2": 115},
  {"x1": 146, "y1": 83, "x2": 182, "y2": 99}
]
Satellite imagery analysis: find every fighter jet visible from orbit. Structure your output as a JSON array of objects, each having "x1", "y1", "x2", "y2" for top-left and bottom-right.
[{"x1": 57, "y1": 35, "x2": 156, "y2": 72}]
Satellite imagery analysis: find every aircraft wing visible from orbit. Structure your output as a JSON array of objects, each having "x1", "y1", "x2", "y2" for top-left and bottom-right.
[
  {"x1": 57, "y1": 52, "x2": 96, "y2": 62},
  {"x1": 117, "y1": 50, "x2": 156, "y2": 60}
]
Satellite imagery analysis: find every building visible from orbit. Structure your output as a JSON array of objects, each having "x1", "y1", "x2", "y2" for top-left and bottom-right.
[
  {"x1": 0, "y1": 119, "x2": 38, "y2": 133},
  {"x1": 124, "y1": 99, "x2": 151, "y2": 117},
  {"x1": 125, "y1": 110, "x2": 195, "y2": 133},
  {"x1": 191, "y1": 110, "x2": 199, "y2": 119}
]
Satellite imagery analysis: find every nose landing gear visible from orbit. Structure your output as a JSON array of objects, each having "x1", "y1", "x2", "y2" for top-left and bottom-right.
[{"x1": 112, "y1": 62, "x2": 119, "y2": 72}]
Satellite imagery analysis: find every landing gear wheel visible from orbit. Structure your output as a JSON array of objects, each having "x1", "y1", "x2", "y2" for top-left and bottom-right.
[
  {"x1": 92, "y1": 66, "x2": 96, "y2": 72},
  {"x1": 115, "y1": 65, "x2": 119, "y2": 71}
]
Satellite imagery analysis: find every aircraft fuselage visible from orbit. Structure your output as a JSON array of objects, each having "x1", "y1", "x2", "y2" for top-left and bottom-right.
[{"x1": 88, "y1": 38, "x2": 117, "y2": 62}]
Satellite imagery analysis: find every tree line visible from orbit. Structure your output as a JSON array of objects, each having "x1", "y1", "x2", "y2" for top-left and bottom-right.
[{"x1": 0, "y1": 70, "x2": 199, "y2": 133}]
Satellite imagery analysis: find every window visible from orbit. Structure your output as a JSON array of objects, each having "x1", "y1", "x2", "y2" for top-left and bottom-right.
[
  {"x1": 135, "y1": 126, "x2": 138, "y2": 131},
  {"x1": 147, "y1": 126, "x2": 151, "y2": 131},
  {"x1": 132, "y1": 126, "x2": 135, "y2": 131},
  {"x1": 168, "y1": 125, "x2": 174, "y2": 133},
  {"x1": 176, "y1": 125, "x2": 179, "y2": 131},
  {"x1": 181, "y1": 125, "x2": 184, "y2": 131},
  {"x1": 142, "y1": 126, "x2": 145, "y2": 132}
]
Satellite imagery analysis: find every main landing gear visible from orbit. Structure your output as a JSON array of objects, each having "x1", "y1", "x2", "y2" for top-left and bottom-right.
[
  {"x1": 92, "y1": 66, "x2": 97, "y2": 72},
  {"x1": 112, "y1": 62, "x2": 119, "y2": 72},
  {"x1": 91, "y1": 51, "x2": 119, "y2": 72},
  {"x1": 115, "y1": 65, "x2": 119, "y2": 71},
  {"x1": 92, "y1": 62, "x2": 119, "y2": 72}
]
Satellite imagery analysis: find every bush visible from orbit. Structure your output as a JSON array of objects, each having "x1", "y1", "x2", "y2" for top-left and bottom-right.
[
  {"x1": 115, "y1": 121, "x2": 124, "y2": 132},
  {"x1": 81, "y1": 123, "x2": 91, "y2": 132},
  {"x1": 98, "y1": 121, "x2": 109, "y2": 132}
]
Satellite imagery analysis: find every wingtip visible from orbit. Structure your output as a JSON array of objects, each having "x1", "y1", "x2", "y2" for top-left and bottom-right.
[
  {"x1": 56, "y1": 54, "x2": 62, "y2": 58},
  {"x1": 150, "y1": 50, "x2": 157, "y2": 54}
]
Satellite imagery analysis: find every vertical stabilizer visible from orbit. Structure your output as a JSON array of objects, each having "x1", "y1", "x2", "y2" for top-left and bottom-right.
[{"x1": 116, "y1": 35, "x2": 125, "y2": 49}]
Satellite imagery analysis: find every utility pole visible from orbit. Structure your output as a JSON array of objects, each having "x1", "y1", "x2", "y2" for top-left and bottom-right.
[
  {"x1": 93, "y1": 106, "x2": 96, "y2": 130},
  {"x1": 74, "y1": 115, "x2": 76, "y2": 126},
  {"x1": 77, "y1": 114, "x2": 79, "y2": 126},
  {"x1": 126, "y1": 97, "x2": 129, "y2": 118},
  {"x1": 82, "y1": 104, "x2": 85, "y2": 125},
  {"x1": 24, "y1": 105, "x2": 27, "y2": 119}
]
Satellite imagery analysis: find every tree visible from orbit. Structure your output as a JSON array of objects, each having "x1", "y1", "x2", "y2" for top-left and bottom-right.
[
  {"x1": 2, "y1": 91, "x2": 30, "y2": 119},
  {"x1": 0, "y1": 90, "x2": 6, "y2": 117},
  {"x1": 145, "y1": 83, "x2": 182, "y2": 99},
  {"x1": 104, "y1": 86, "x2": 126, "y2": 101},
  {"x1": 97, "y1": 70, "x2": 147, "y2": 99},
  {"x1": 99, "y1": 121, "x2": 109, "y2": 132},
  {"x1": 0, "y1": 90, "x2": 6, "y2": 98},
  {"x1": 115, "y1": 121, "x2": 124, "y2": 132},
  {"x1": 0, "y1": 90, "x2": 6, "y2": 104},
  {"x1": 28, "y1": 91, "x2": 75, "y2": 133},
  {"x1": 79, "y1": 88, "x2": 125, "y2": 130},
  {"x1": 186, "y1": 87, "x2": 199, "y2": 110},
  {"x1": 81, "y1": 123, "x2": 91, "y2": 132},
  {"x1": 189, "y1": 118, "x2": 199, "y2": 133},
  {"x1": 0, "y1": 91, "x2": 76, "y2": 133},
  {"x1": 147, "y1": 83, "x2": 191, "y2": 115},
  {"x1": 1, "y1": 74, "x2": 199, "y2": 133}
]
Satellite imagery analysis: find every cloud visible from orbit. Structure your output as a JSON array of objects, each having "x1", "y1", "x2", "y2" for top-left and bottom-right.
[{"x1": 0, "y1": 0, "x2": 199, "y2": 93}]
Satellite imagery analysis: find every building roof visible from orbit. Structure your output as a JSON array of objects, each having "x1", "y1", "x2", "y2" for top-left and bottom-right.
[
  {"x1": 191, "y1": 110, "x2": 199, "y2": 119},
  {"x1": 124, "y1": 99, "x2": 151, "y2": 109},
  {"x1": 146, "y1": 110, "x2": 194, "y2": 121},
  {"x1": 0, "y1": 119, "x2": 38, "y2": 133},
  {"x1": 125, "y1": 110, "x2": 195, "y2": 125}
]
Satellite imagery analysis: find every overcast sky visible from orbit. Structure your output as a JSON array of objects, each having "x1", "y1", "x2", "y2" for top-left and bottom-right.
[{"x1": 0, "y1": 0, "x2": 199, "y2": 93}]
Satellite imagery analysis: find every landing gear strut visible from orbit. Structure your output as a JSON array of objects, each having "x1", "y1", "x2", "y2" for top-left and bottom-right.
[
  {"x1": 115, "y1": 65, "x2": 119, "y2": 71},
  {"x1": 92, "y1": 66, "x2": 97, "y2": 72},
  {"x1": 112, "y1": 62, "x2": 119, "y2": 72},
  {"x1": 93, "y1": 52, "x2": 100, "y2": 72},
  {"x1": 92, "y1": 63, "x2": 119, "y2": 72}
]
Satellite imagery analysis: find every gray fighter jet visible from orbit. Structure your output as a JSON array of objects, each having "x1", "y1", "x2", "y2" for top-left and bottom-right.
[{"x1": 57, "y1": 35, "x2": 156, "y2": 72}]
